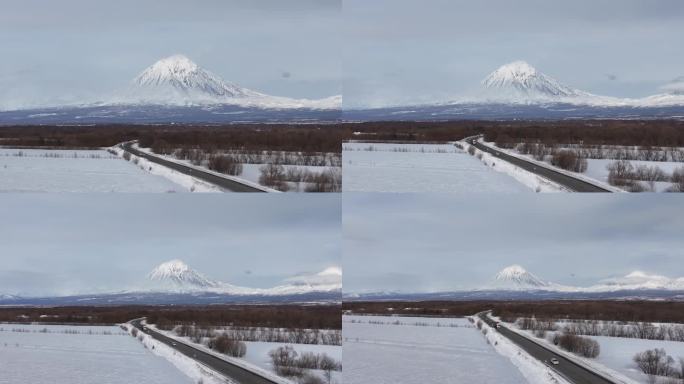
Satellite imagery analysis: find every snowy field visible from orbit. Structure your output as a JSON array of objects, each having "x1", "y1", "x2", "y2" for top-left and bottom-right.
[
  {"x1": 150, "y1": 324, "x2": 342, "y2": 384},
  {"x1": 0, "y1": 323, "x2": 192, "y2": 384},
  {"x1": 343, "y1": 142, "x2": 531, "y2": 192},
  {"x1": 486, "y1": 141, "x2": 684, "y2": 192},
  {"x1": 0, "y1": 148, "x2": 185, "y2": 192},
  {"x1": 584, "y1": 159, "x2": 681, "y2": 192},
  {"x1": 343, "y1": 315, "x2": 529, "y2": 384},
  {"x1": 508, "y1": 319, "x2": 684, "y2": 384},
  {"x1": 588, "y1": 336, "x2": 684, "y2": 384},
  {"x1": 243, "y1": 341, "x2": 342, "y2": 383},
  {"x1": 133, "y1": 145, "x2": 340, "y2": 192}
]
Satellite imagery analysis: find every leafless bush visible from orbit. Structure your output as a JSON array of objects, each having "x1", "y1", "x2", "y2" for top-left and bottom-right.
[
  {"x1": 633, "y1": 349, "x2": 680, "y2": 383},
  {"x1": 208, "y1": 155, "x2": 243, "y2": 176},
  {"x1": 207, "y1": 334, "x2": 247, "y2": 357},
  {"x1": 259, "y1": 164, "x2": 289, "y2": 191},
  {"x1": 467, "y1": 146, "x2": 476, "y2": 156},
  {"x1": 551, "y1": 149, "x2": 587, "y2": 173},
  {"x1": 556, "y1": 333, "x2": 600, "y2": 358},
  {"x1": 122, "y1": 151, "x2": 131, "y2": 161}
]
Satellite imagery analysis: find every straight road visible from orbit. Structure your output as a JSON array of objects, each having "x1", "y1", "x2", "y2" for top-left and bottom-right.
[
  {"x1": 130, "y1": 319, "x2": 278, "y2": 384},
  {"x1": 478, "y1": 312, "x2": 616, "y2": 384},
  {"x1": 466, "y1": 137, "x2": 611, "y2": 192},
  {"x1": 121, "y1": 142, "x2": 266, "y2": 192}
]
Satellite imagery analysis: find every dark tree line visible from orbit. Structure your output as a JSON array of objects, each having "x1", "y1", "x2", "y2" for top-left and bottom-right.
[
  {"x1": 344, "y1": 300, "x2": 684, "y2": 323},
  {"x1": 0, "y1": 305, "x2": 341, "y2": 329}
]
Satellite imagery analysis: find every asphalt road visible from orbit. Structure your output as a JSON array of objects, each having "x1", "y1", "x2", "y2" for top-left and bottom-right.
[
  {"x1": 121, "y1": 142, "x2": 266, "y2": 193},
  {"x1": 466, "y1": 137, "x2": 611, "y2": 192},
  {"x1": 477, "y1": 312, "x2": 616, "y2": 384},
  {"x1": 130, "y1": 319, "x2": 278, "y2": 384}
]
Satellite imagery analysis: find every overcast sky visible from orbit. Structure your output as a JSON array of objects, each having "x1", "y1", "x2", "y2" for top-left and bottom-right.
[
  {"x1": 0, "y1": 194, "x2": 340, "y2": 297},
  {"x1": 0, "y1": 0, "x2": 341, "y2": 110},
  {"x1": 344, "y1": 194, "x2": 684, "y2": 293},
  {"x1": 343, "y1": 0, "x2": 684, "y2": 108}
]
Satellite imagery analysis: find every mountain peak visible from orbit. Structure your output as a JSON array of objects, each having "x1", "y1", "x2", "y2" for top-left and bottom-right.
[
  {"x1": 147, "y1": 54, "x2": 200, "y2": 74},
  {"x1": 148, "y1": 259, "x2": 219, "y2": 290},
  {"x1": 482, "y1": 61, "x2": 581, "y2": 98},
  {"x1": 494, "y1": 264, "x2": 550, "y2": 289},
  {"x1": 318, "y1": 266, "x2": 342, "y2": 276},
  {"x1": 131, "y1": 55, "x2": 257, "y2": 102}
]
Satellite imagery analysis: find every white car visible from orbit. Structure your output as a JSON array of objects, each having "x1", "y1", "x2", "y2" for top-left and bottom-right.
[
  {"x1": 550, "y1": 357, "x2": 559, "y2": 365},
  {"x1": 172, "y1": 342, "x2": 177, "y2": 346}
]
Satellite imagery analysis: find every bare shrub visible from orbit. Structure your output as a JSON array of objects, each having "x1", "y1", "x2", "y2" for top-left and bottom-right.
[
  {"x1": 207, "y1": 335, "x2": 246, "y2": 357},
  {"x1": 207, "y1": 155, "x2": 243, "y2": 176},
  {"x1": 259, "y1": 164, "x2": 289, "y2": 191},
  {"x1": 550, "y1": 149, "x2": 587, "y2": 173},
  {"x1": 633, "y1": 349, "x2": 677, "y2": 382},
  {"x1": 557, "y1": 333, "x2": 600, "y2": 358},
  {"x1": 269, "y1": 345, "x2": 303, "y2": 377}
]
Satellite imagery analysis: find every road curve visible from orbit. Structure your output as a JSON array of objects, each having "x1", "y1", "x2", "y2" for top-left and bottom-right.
[
  {"x1": 130, "y1": 319, "x2": 279, "y2": 384},
  {"x1": 466, "y1": 137, "x2": 611, "y2": 192},
  {"x1": 121, "y1": 142, "x2": 266, "y2": 193},
  {"x1": 477, "y1": 312, "x2": 616, "y2": 384}
]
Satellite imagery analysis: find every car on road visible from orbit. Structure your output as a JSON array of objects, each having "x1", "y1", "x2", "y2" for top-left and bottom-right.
[
  {"x1": 550, "y1": 357, "x2": 559, "y2": 365},
  {"x1": 172, "y1": 342, "x2": 177, "y2": 346}
]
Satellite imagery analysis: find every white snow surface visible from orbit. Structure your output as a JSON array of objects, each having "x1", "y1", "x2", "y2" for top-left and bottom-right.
[
  {"x1": 588, "y1": 336, "x2": 684, "y2": 384},
  {"x1": 0, "y1": 148, "x2": 186, "y2": 192},
  {"x1": 0, "y1": 323, "x2": 193, "y2": 384},
  {"x1": 464, "y1": 141, "x2": 567, "y2": 193},
  {"x1": 507, "y1": 320, "x2": 684, "y2": 384},
  {"x1": 122, "y1": 323, "x2": 230, "y2": 384},
  {"x1": 477, "y1": 139, "x2": 622, "y2": 192},
  {"x1": 342, "y1": 142, "x2": 531, "y2": 192},
  {"x1": 110, "y1": 145, "x2": 222, "y2": 192},
  {"x1": 343, "y1": 315, "x2": 531, "y2": 384},
  {"x1": 493, "y1": 265, "x2": 553, "y2": 290}
]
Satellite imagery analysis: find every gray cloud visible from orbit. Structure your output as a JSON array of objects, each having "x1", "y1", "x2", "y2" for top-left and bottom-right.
[
  {"x1": 343, "y1": 0, "x2": 684, "y2": 107},
  {"x1": 0, "y1": 0, "x2": 341, "y2": 109},
  {"x1": 344, "y1": 194, "x2": 684, "y2": 293},
  {"x1": 0, "y1": 194, "x2": 340, "y2": 296}
]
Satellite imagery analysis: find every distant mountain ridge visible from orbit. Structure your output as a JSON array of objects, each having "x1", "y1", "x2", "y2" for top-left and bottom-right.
[
  {"x1": 0, "y1": 260, "x2": 342, "y2": 306},
  {"x1": 344, "y1": 265, "x2": 684, "y2": 301}
]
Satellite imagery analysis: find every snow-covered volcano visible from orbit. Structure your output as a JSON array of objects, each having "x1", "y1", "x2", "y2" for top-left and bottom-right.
[
  {"x1": 147, "y1": 259, "x2": 220, "y2": 290},
  {"x1": 492, "y1": 265, "x2": 553, "y2": 290},
  {"x1": 482, "y1": 61, "x2": 584, "y2": 99},
  {"x1": 130, "y1": 55, "x2": 262, "y2": 102},
  {"x1": 143, "y1": 259, "x2": 341, "y2": 296},
  {"x1": 112, "y1": 54, "x2": 340, "y2": 110}
]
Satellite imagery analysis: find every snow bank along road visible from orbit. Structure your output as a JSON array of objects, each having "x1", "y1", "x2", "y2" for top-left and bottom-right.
[
  {"x1": 130, "y1": 319, "x2": 278, "y2": 384},
  {"x1": 478, "y1": 312, "x2": 616, "y2": 384},
  {"x1": 466, "y1": 137, "x2": 610, "y2": 192},
  {"x1": 121, "y1": 142, "x2": 265, "y2": 192}
]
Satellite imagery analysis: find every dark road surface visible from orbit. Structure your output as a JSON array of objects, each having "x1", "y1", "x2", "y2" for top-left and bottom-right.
[
  {"x1": 121, "y1": 142, "x2": 266, "y2": 193},
  {"x1": 466, "y1": 137, "x2": 611, "y2": 192},
  {"x1": 130, "y1": 319, "x2": 278, "y2": 384},
  {"x1": 478, "y1": 312, "x2": 616, "y2": 384}
]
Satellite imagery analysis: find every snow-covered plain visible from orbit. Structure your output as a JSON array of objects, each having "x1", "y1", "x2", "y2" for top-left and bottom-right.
[
  {"x1": 484, "y1": 141, "x2": 684, "y2": 192},
  {"x1": 588, "y1": 336, "x2": 684, "y2": 384},
  {"x1": 0, "y1": 148, "x2": 186, "y2": 192},
  {"x1": 508, "y1": 320, "x2": 684, "y2": 384},
  {"x1": 342, "y1": 142, "x2": 531, "y2": 192},
  {"x1": 343, "y1": 315, "x2": 530, "y2": 384},
  {"x1": 0, "y1": 323, "x2": 192, "y2": 384},
  {"x1": 150, "y1": 324, "x2": 342, "y2": 384}
]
